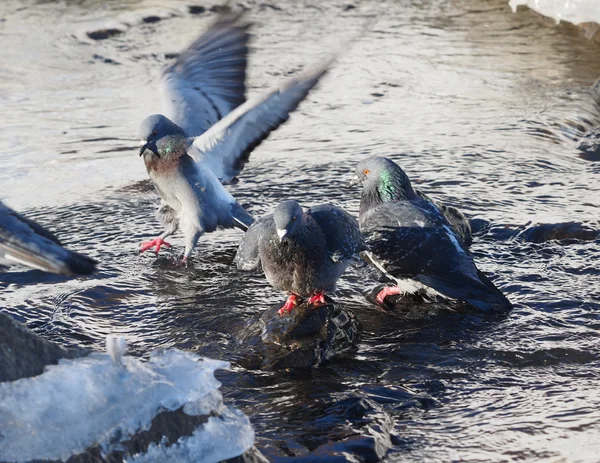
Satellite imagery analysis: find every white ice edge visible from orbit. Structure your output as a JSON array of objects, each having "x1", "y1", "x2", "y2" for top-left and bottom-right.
[
  {"x1": 0, "y1": 337, "x2": 254, "y2": 462},
  {"x1": 509, "y1": 0, "x2": 600, "y2": 26}
]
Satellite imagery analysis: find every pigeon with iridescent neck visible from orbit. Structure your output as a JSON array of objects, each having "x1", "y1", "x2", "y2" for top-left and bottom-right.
[
  {"x1": 0, "y1": 201, "x2": 96, "y2": 276},
  {"x1": 235, "y1": 200, "x2": 366, "y2": 315},
  {"x1": 138, "y1": 13, "x2": 333, "y2": 260},
  {"x1": 350, "y1": 156, "x2": 511, "y2": 312}
]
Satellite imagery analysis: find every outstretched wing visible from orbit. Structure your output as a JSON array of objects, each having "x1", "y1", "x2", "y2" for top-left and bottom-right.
[
  {"x1": 0, "y1": 202, "x2": 96, "y2": 276},
  {"x1": 191, "y1": 60, "x2": 332, "y2": 183},
  {"x1": 160, "y1": 13, "x2": 250, "y2": 137},
  {"x1": 308, "y1": 204, "x2": 366, "y2": 263},
  {"x1": 234, "y1": 215, "x2": 274, "y2": 271}
]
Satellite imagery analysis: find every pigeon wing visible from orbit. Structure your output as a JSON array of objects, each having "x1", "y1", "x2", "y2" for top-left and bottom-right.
[
  {"x1": 234, "y1": 215, "x2": 274, "y2": 271},
  {"x1": 363, "y1": 202, "x2": 510, "y2": 311},
  {"x1": 307, "y1": 204, "x2": 366, "y2": 263},
  {"x1": 191, "y1": 60, "x2": 331, "y2": 183},
  {"x1": 0, "y1": 202, "x2": 96, "y2": 276},
  {"x1": 160, "y1": 13, "x2": 250, "y2": 137}
]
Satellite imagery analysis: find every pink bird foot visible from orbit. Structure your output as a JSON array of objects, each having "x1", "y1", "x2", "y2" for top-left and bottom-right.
[
  {"x1": 278, "y1": 294, "x2": 300, "y2": 316},
  {"x1": 307, "y1": 292, "x2": 326, "y2": 306},
  {"x1": 375, "y1": 286, "x2": 402, "y2": 305},
  {"x1": 140, "y1": 238, "x2": 171, "y2": 255}
]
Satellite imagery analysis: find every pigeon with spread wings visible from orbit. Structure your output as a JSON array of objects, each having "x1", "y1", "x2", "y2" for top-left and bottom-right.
[{"x1": 138, "y1": 13, "x2": 332, "y2": 260}]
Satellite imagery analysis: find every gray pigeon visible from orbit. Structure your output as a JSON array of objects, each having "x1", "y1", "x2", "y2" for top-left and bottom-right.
[
  {"x1": 350, "y1": 157, "x2": 511, "y2": 312},
  {"x1": 0, "y1": 201, "x2": 96, "y2": 276},
  {"x1": 138, "y1": 13, "x2": 332, "y2": 260},
  {"x1": 235, "y1": 200, "x2": 366, "y2": 315}
]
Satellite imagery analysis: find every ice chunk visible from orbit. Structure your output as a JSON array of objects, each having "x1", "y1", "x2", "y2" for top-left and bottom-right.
[
  {"x1": 509, "y1": 0, "x2": 600, "y2": 25},
  {"x1": 0, "y1": 339, "x2": 254, "y2": 462},
  {"x1": 106, "y1": 334, "x2": 128, "y2": 366},
  {"x1": 128, "y1": 408, "x2": 255, "y2": 463}
]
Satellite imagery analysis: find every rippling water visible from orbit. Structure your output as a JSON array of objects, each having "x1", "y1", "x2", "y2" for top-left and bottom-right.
[{"x1": 1, "y1": 0, "x2": 599, "y2": 461}]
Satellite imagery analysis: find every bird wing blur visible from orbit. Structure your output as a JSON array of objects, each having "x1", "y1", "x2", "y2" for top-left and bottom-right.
[
  {"x1": 160, "y1": 13, "x2": 249, "y2": 137},
  {"x1": 361, "y1": 201, "x2": 511, "y2": 311},
  {"x1": 0, "y1": 201, "x2": 96, "y2": 276},
  {"x1": 191, "y1": 61, "x2": 331, "y2": 183},
  {"x1": 307, "y1": 204, "x2": 366, "y2": 263}
]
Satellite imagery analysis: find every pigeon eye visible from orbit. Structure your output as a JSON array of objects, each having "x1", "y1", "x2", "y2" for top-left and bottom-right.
[
  {"x1": 292, "y1": 216, "x2": 297, "y2": 222},
  {"x1": 363, "y1": 169, "x2": 370, "y2": 175},
  {"x1": 152, "y1": 130, "x2": 157, "y2": 136}
]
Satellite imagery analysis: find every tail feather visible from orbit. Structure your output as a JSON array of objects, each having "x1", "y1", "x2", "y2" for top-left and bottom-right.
[{"x1": 417, "y1": 272, "x2": 512, "y2": 313}]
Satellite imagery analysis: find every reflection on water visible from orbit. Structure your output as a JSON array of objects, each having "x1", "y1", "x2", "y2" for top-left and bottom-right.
[{"x1": 0, "y1": 0, "x2": 599, "y2": 461}]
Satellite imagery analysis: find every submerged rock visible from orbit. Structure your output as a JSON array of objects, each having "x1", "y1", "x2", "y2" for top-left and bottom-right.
[
  {"x1": 471, "y1": 219, "x2": 600, "y2": 243},
  {"x1": 515, "y1": 221, "x2": 600, "y2": 242},
  {"x1": 235, "y1": 298, "x2": 361, "y2": 370}
]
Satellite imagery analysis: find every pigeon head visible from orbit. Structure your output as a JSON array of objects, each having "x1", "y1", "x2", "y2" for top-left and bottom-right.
[
  {"x1": 350, "y1": 156, "x2": 416, "y2": 203},
  {"x1": 273, "y1": 200, "x2": 303, "y2": 242},
  {"x1": 138, "y1": 114, "x2": 189, "y2": 165}
]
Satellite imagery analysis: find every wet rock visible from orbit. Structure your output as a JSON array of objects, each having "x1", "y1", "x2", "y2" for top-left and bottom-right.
[
  {"x1": 86, "y1": 28, "x2": 123, "y2": 41},
  {"x1": 235, "y1": 298, "x2": 361, "y2": 370},
  {"x1": 516, "y1": 221, "x2": 600, "y2": 242},
  {"x1": 0, "y1": 312, "x2": 88, "y2": 382},
  {"x1": 226, "y1": 447, "x2": 270, "y2": 463},
  {"x1": 188, "y1": 5, "x2": 206, "y2": 15},
  {"x1": 577, "y1": 127, "x2": 600, "y2": 160},
  {"x1": 471, "y1": 219, "x2": 600, "y2": 243},
  {"x1": 142, "y1": 15, "x2": 161, "y2": 24}
]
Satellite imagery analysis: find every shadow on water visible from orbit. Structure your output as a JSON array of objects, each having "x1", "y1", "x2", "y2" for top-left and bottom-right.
[{"x1": 1, "y1": 0, "x2": 600, "y2": 461}]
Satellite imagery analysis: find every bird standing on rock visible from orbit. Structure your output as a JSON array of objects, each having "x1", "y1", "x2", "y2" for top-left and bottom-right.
[
  {"x1": 0, "y1": 201, "x2": 96, "y2": 276},
  {"x1": 138, "y1": 13, "x2": 332, "y2": 261},
  {"x1": 350, "y1": 156, "x2": 511, "y2": 312},
  {"x1": 235, "y1": 200, "x2": 366, "y2": 315}
]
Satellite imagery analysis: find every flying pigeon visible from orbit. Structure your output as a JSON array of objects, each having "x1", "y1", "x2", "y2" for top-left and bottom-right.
[
  {"x1": 0, "y1": 201, "x2": 96, "y2": 276},
  {"x1": 235, "y1": 200, "x2": 366, "y2": 315},
  {"x1": 138, "y1": 13, "x2": 331, "y2": 260},
  {"x1": 350, "y1": 156, "x2": 511, "y2": 312}
]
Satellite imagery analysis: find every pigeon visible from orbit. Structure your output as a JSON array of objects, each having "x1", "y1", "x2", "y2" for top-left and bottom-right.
[
  {"x1": 350, "y1": 157, "x2": 511, "y2": 312},
  {"x1": 0, "y1": 201, "x2": 96, "y2": 276},
  {"x1": 235, "y1": 200, "x2": 366, "y2": 315},
  {"x1": 138, "y1": 13, "x2": 332, "y2": 260}
]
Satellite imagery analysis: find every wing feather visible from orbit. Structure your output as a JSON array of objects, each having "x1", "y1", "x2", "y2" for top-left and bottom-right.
[{"x1": 160, "y1": 13, "x2": 250, "y2": 136}]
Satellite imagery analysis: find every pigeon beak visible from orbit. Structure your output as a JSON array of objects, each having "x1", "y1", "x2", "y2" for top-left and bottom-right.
[
  {"x1": 349, "y1": 175, "x2": 361, "y2": 188},
  {"x1": 277, "y1": 228, "x2": 288, "y2": 242},
  {"x1": 139, "y1": 140, "x2": 159, "y2": 157}
]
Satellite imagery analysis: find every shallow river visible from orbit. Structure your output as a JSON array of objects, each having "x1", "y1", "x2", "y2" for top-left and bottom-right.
[{"x1": 1, "y1": 0, "x2": 599, "y2": 461}]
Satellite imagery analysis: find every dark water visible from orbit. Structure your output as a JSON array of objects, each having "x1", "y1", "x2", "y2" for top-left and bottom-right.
[{"x1": 1, "y1": 0, "x2": 600, "y2": 461}]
